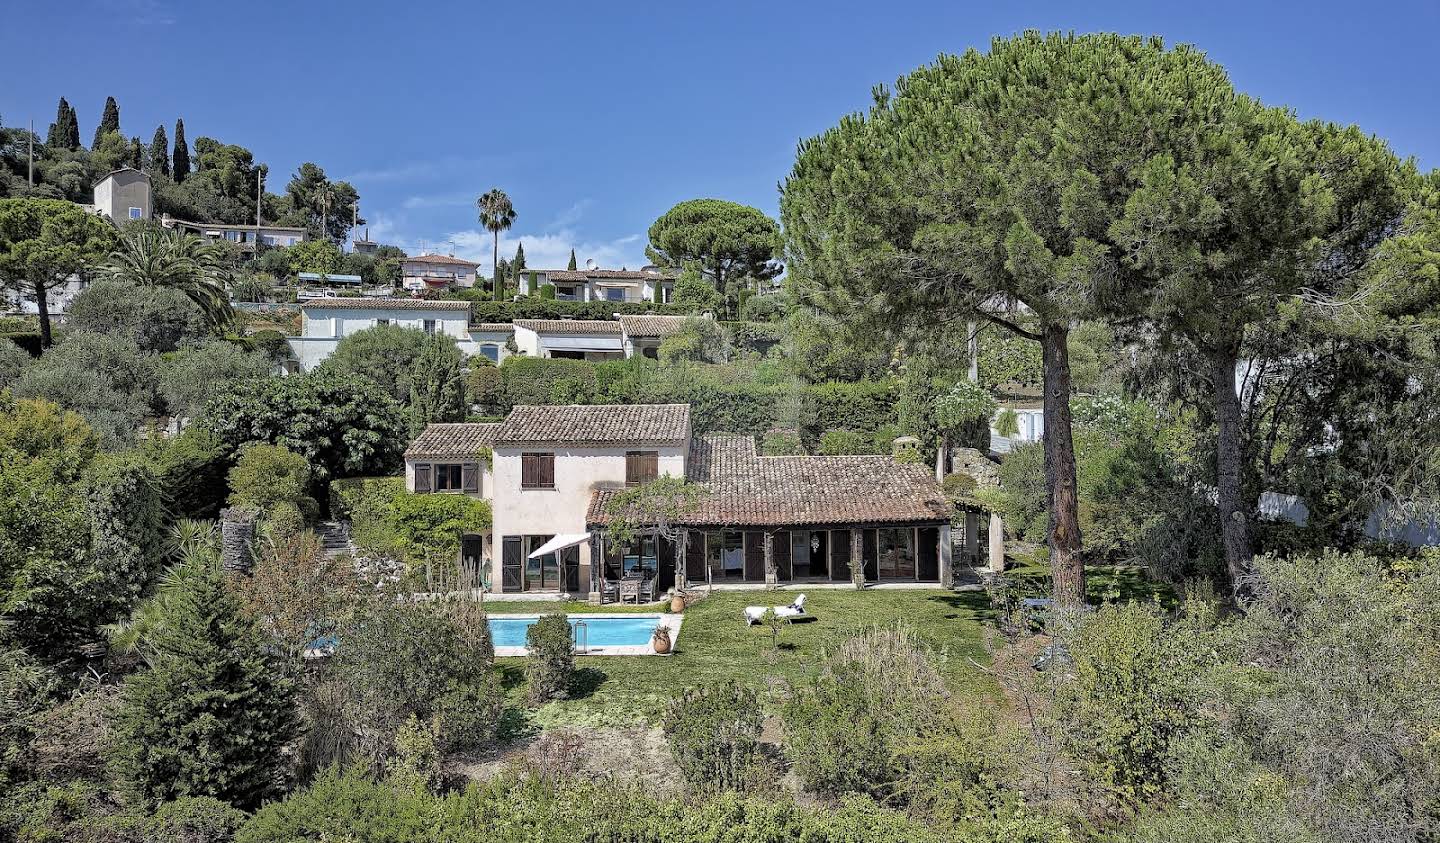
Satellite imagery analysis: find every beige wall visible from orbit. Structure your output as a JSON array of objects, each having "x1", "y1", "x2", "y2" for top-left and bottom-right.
[{"x1": 490, "y1": 443, "x2": 688, "y2": 590}]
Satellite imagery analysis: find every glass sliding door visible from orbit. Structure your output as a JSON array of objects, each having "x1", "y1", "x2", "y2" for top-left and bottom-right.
[
  {"x1": 878, "y1": 528, "x2": 916, "y2": 580},
  {"x1": 524, "y1": 534, "x2": 559, "y2": 591}
]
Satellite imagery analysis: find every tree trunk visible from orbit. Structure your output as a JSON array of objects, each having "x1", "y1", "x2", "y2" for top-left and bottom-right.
[
  {"x1": 35, "y1": 280, "x2": 52, "y2": 348},
  {"x1": 1210, "y1": 341, "x2": 1253, "y2": 592},
  {"x1": 493, "y1": 232, "x2": 501, "y2": 301},
  {"x1": 1041, "y1": 322, "x2": 1085, "y2": 609}
]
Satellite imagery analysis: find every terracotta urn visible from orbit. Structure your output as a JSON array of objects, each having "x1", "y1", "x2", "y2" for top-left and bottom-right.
[
  {"x1": 652, "y1": 625, "x2": 673, "y2": 655},
  {"x1": 670, "y1": 592, "x2": 686, "y2": 614}
]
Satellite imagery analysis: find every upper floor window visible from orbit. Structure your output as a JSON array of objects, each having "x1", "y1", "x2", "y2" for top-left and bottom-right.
[
  {"x1": 128, "y1": 207, "x2": 142, "y2": 220},
  {"x1": 625, "y1": 451, "x2": 659, "y2": 486},
  {"x1": 521, "y1": 452, "x2": 555, "y2": 489}
]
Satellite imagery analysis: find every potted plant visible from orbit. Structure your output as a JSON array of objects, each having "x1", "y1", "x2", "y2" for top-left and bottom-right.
[{"x1": 651, "y1": 623, "x2": 673, "y2": 655}]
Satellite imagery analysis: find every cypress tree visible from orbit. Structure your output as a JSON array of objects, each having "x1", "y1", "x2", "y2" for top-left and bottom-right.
[
  {"x1": 45, "y1": 97, "x2": 64, "y2": 147},
  {"x1": 513, "y1": 241, "x2": 526, "y2": 270},
  {"x1": 63, "y1": 101, "x2": 80, "y2": 150},
  {"x1": 149, "y1": 125, "x2": 170, "y2": 177},
  {"x1": 172, "y1": 118, "x2": 190, "y2": 182},
  {"x1": 567, "y1": 248, "x2": 577, "y2": 271},
  {"x1": 93, "y1": 96, "x2": 120, "y2": 149},
  {"x1": 128, "y1": 136, "x2": 144, "y2": 170},
  {"x1": 109, "y1": 553, "x2": 298, "y2": 810}
]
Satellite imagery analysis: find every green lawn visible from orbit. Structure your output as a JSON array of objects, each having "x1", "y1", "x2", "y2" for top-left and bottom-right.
[{"x1": 489, "y1": 589, "x2": 999, "y2": 731}]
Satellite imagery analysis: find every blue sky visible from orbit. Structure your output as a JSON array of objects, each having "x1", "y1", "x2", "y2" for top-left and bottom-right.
[{"x1": 5, "y1": 0, "x2": 1438, "y2": 274}]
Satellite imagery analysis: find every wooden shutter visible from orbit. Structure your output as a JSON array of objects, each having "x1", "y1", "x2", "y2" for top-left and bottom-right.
[
  {"x1": 461, "y1": 463, "x2": 479, "y2": 492},
  {"x1": 413, "y1": 463, "x2": 431, "y2": 493},
  {"x1": 502, "y1": 537, "x2": 524, "y2": 592},
  {"x1": 626, "y1": 451, "x2": 659, "y2": 486},
  {"x1": 522, "y1": 453, "x2": 554, "y2": 488}
]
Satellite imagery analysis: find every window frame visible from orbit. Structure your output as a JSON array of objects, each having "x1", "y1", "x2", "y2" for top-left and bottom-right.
[
  {"x1": 128, "y1": 207, "x2": 142, "y2": 220},
  {"x1": 520, "y1": 452, "x2": 555, "y2": 490},
  {"x1": 434, "y1": 463, "x2": 464, "y2": 492}
]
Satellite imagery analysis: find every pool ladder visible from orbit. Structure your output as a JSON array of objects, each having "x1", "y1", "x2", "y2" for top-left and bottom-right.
[{"x1": 573, "y1": 621, "x2": 589, "y2": 655}]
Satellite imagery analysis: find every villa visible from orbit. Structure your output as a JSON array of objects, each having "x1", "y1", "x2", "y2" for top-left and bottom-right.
[
  {"x1": 401, "y1": 254, "x2": 481, "y2": 291},
  {"x1": 516, "y1": 267, "x2": 676, "y2": 303},
  {"x1": 286, "y1": 298, "x2": 514, "y2": 371},
  {"x1": 403, "y1": 403, "x2": 955, "y2": 601},
  {"x1": 286, "y1": 301, "x2": 701, "y2": 370}
]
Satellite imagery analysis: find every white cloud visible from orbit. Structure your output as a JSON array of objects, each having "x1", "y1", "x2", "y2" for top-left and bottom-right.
[{"x1": 400, "y1": 193, "x2": 476, "y2": 211}]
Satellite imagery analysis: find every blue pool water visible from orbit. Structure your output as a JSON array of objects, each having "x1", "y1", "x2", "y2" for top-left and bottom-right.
[{"x1": 489, "y1": 615, "x2": 661, "y2": 649}]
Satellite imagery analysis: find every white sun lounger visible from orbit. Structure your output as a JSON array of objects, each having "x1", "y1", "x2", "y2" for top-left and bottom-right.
[{"x1": 744, "y1": 593, "x2": 808, "y2": 625}]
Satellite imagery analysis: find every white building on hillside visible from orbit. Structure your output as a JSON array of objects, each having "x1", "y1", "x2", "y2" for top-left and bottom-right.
[
  {"x1": 285, "y1": 298, "x2": 514, "y2": 371},
  {"x1": 516, "y1": 268, "x2": 676, "y2": 303}
]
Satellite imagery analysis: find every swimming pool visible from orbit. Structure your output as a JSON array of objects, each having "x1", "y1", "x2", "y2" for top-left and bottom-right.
[{"x1": 489, "y1": 614, "x2": 673, "y2": 655}]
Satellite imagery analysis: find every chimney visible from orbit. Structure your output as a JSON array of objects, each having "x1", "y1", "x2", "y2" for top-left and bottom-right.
[{"x1": 892, "y1": 435, "x2": 922, "y2": 461}]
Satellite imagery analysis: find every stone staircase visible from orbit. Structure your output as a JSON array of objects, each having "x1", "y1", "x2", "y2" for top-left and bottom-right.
[{"x1": 316, "y1": 520, "x2": 354, "y2": 559}]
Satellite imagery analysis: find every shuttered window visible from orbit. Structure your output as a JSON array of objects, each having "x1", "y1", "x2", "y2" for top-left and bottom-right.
[
  {"x1": 435, "y1": 464, "x2": 463, "y2": 491},
  {"x1": 413, "y1": 463, "x2": 431, "y2": 493},
  {"x1": 461, "y1": 463, "x2": 479, "y2": 493},
  {"x1": 521, "y1": 453, "x2": 555, "y2": 489},
  {"x1": 625, "y1": 451, "x2": 659, "y2": 486}
]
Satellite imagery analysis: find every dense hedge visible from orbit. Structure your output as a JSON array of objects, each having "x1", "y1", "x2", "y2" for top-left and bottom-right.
[
  {"x1": 495, "y1": 358, "x2": 902, "y2": 444},
  {"x1": 500, "y1": 356, "x2": 601, "y2": 406},
  {"x1": 455, "y1": 297, "x2": 691, "y2": 323},
  {"x1": 719, "y1": 320, "x2": 784, "y2": 354}
]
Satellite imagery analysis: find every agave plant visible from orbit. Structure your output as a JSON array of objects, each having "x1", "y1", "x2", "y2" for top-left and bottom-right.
[{"x1": 99, "y1": 221, "x2": 236, "y2": 332}]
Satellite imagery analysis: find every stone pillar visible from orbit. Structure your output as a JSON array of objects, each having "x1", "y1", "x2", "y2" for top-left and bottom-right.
[
  {"x1": 964, "y1": 511, "x2": 980, "y2": 566},
  {"x1": 220, "y1": 507, "x2": 255, "y2": 575},
  {"x1": 588, "y1": 534, "x2": 602, "y2": 605},
  {"x1": 939, "y1": 523, "x2": 954, "y2": 588},
  {"x1": 988, "y1": 512, "x2": 1006, "y2": 573},
  {"x1": 675, "y1": 530, "x2": 688, "y2": 593},
  {"x1": 763, "y1": 532, "x2": 777, "y2": 589}
]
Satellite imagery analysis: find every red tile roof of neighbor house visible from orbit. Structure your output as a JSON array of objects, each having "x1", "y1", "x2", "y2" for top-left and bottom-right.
[
  {"x1": 469, "y1": 322, "x2": 516, "y2": 332},
  {"x1": 617, "y1": 314, "x2": 692, "y2": 339},
  {"x1": 300, "y1": 298, "x2": 471, "y2": 311},
  {"x1": 587, "y1": 434, "x2": 952, "y2": 528},
  {"x1": 512, "y1": 319, "x2": 624, "y2": 335},
  {"x1": 405, "y1": 254, "x2": 481, "y2": 267},
  {"x1": 405, "y1": 423, "x2": 502, "y2": 459},
  {"x1": 495, "y1": 404, "x2": 691, "y2": 448}
]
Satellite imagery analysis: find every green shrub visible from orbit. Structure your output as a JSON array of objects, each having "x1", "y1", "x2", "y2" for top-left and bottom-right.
[
  {"x1": 227, "y1": 442, "x2": 318, "y2": 527},
  {"x1": 658, "y1": 318, "x2": 727, "y2": 364},
  {"x1": 664, "y1": 683, "x2": 767, "y2": 793},
  {"x1": 388, "y1": 490, "x2": 492, "y2": 562},
  {"x1": 818, "y1": 428, "x2": 871, "y2": 455},
  {"x1": 332, "y1": 600, "x2": 503, "y2": 766},
  {"x1": 782, "y1": 628, "x2": 992, "y2": 806},
  {"x1": 977, "y1": 324, "x2": 1043, "y2": 390},
  {"x1": 525, "y1": 612, "x2": 574, "y2": 704},
  {"x1": 329, "y1": 476, "x2": 405, "y2": 523},
  {"x1": 466, "y1": 361, "x2": 503, "y2": 411},
  {"x1": 538, "y1": 283, "x2": 556, "y2": 299},
  {"x1": 761, "y1": 428, "x2": 804, "y2": 455},
  {"x1": 247, "y1": 329, "x2": 291, "y2": 363},
  {"x1": 146, "y1": 796, "x2": 247, "y2": 843},
  {"x1": 0, "y1": 333, "x2": 41, "y2": 356},
  {"x1": 720, "y1": 320, "x2": 784, "y2": 353}
]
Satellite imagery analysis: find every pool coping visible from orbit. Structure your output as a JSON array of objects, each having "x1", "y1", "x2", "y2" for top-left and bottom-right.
[{"x1": 490, "y1": 612, "x2": 683, "y2": 657}]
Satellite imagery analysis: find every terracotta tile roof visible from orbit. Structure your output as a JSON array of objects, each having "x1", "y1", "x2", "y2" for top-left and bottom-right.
[
  {"x1": 300, "y1": 297, "x2": 471, "y2": 311},
  {"x1": 587, "y1": 434, "x2": 951, "y2": 528},
  {"x1": 404, "y1": 423, "x2": 501, "y2": 459},
  {"x1": 618, "y1": 314, "x2": 693, "y2": 339},
  {"x1": 404, "y1": 253, "x2": 481, "y2": 267},
  {"x1": 530, "y1": 269, "x2": 676, "y2": 282},
  {"x1": 512, "y1": 319, "x2": 623, "y2": 335},
  {"x1": 495, "y1": 404, "x2": 691, "y2": 447},
  {"x1": 469, "y1": 322, "x2": 516, "y2": 332}
]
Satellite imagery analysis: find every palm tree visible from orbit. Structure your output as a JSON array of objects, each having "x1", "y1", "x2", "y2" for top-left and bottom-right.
[
  {"x1": 312, "y1": 181, "x2": 337, "y2": 243},
  {"x1": 476, "y1": 188, "x2": 515, "y2": 301},
  {"x1": 99, "y1": 221, "x2": 235, "y2": 331}
]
